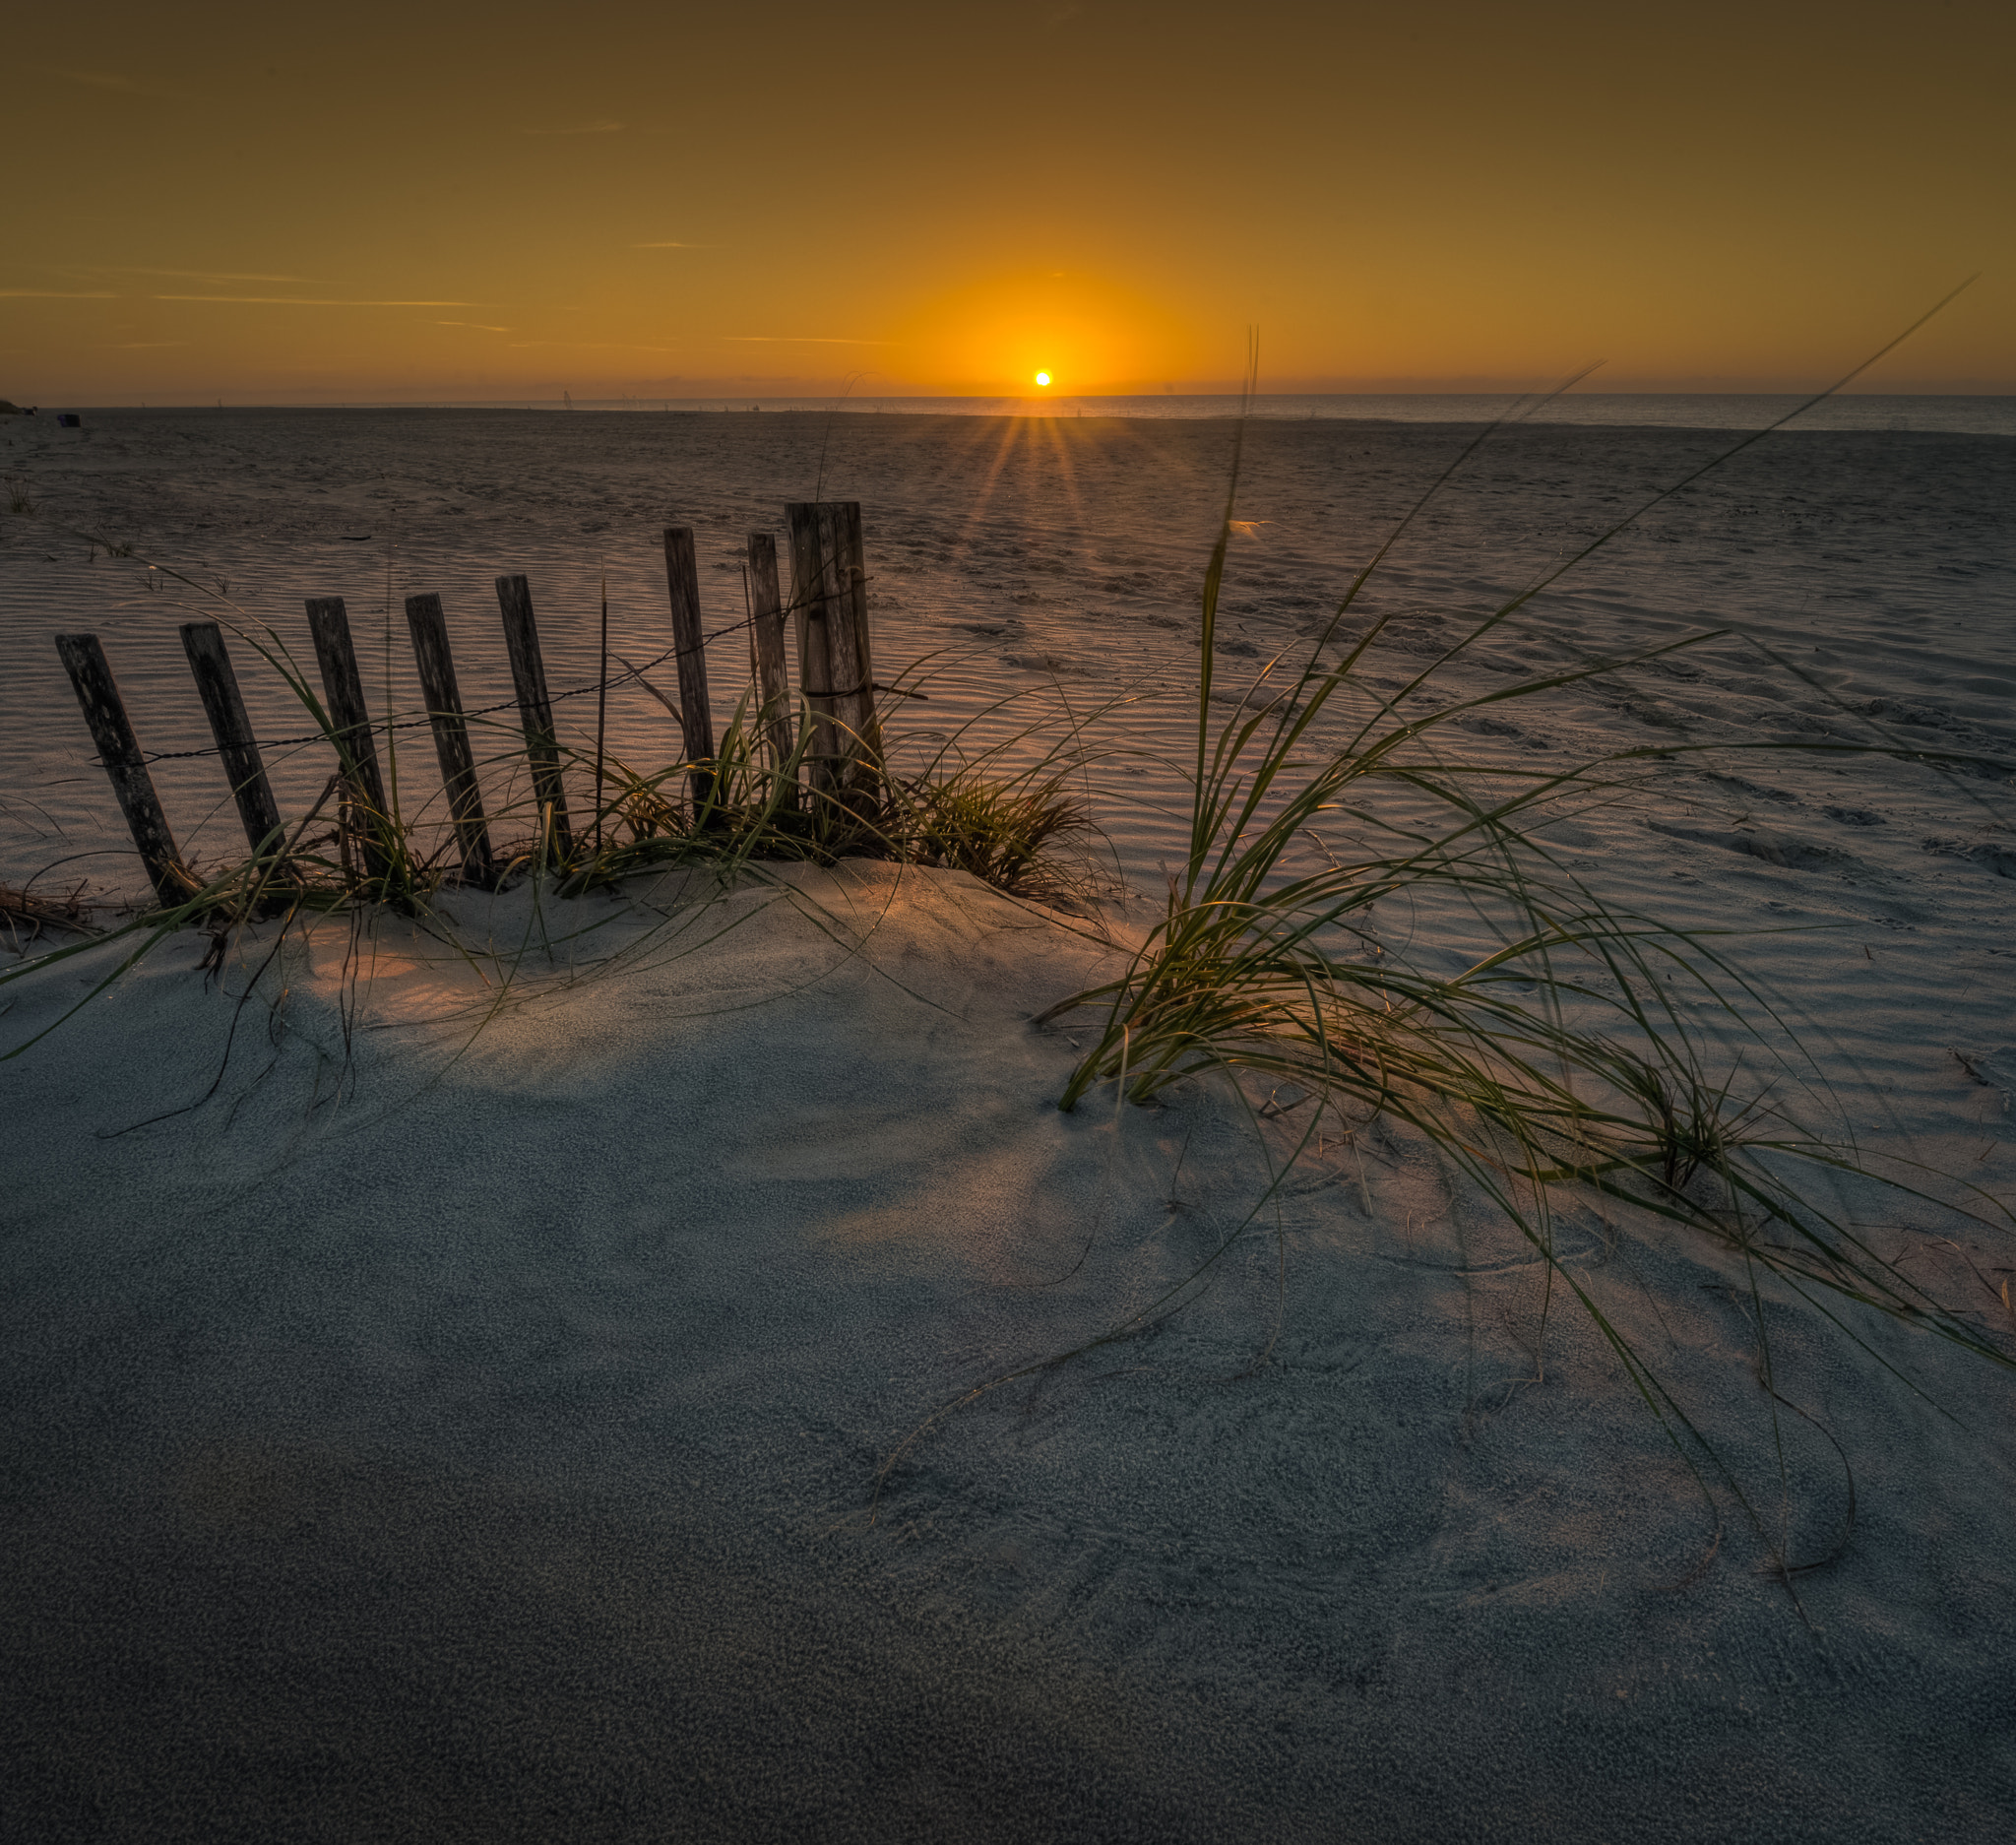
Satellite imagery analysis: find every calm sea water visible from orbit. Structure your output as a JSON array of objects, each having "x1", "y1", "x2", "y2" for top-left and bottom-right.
[{"x1": 73, "y1": 395, "x2": 2016, "y2": 436}]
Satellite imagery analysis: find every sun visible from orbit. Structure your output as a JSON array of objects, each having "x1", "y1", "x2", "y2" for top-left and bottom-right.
[{"x1": 1034, "y1": 370, "x2": 1051, "y2": 387}]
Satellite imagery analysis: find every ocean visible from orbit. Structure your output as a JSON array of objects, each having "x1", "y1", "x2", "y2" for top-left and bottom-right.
[{"x1": 112, "y1": 393, "x2": 2016, "y2": 436}]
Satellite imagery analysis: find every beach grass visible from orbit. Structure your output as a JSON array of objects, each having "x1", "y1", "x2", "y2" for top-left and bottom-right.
[
  {"x1": 983, "y1": 339, "x2": 2015, "y2": 1577},
  {"x1": 1, "y1": 878, "x2": 94, "y2": 950}
]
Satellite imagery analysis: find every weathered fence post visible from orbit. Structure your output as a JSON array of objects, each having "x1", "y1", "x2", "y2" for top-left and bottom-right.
[
  {"x1": 745, "y1": 532, "x2": 794, "y2": 782},
  {"x1": 179, "y1": 621, "x2": 284, "y2": 859},
  {"x1": 661, "y1": 527, "x2": 717, "y2": 809},
  {"x1": 304, "y1": 597, "x2": 393, "y2": 881},
  {"x1": 784, "y1": 505, "x2": 837, "y2": 789},
  {"x1": 828, "y1": 499, "x2": 881, "y2": 786},
  {"x1": 492, "y1": 574, "x2": 574, "y2": 859},
  {"x1": 54, "y1": 633, "x2": 196, "y2": 907},
  {"x1": 785, "y1": 500, "x2": 880, "y2": 801},
  {"x1": 403, "y1": 593, "x2": 496, "y2": 886}
]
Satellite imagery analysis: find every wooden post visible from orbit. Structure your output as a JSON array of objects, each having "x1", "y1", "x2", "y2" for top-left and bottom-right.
[
  {"x1": 661, "y1": 527, "x2": 717, "y2": 809},
  {"x1": 785, "y1": 501, "x2": 880, "y2": 800},
  {"x1": 492, "y1": 574, "x2": 574, "y2": 858},
  {"x1": 403, "y1": 593, "x2": 496, "y2": 885},
  {"x1": 304, "y1": 597, "x2": 392, "y2": 879},
  {"x1": 178, "y1": 621, "x2": 284, "y2": 859},
  {"x1": 785, "y1": 504, "x2": 838, "y2": 792},
  {"x1": 746, "y1": 532, "x2": 794, "y2": 781},
  {"x1": 826, "y1": 499, "x2": 881, "y2": 787},
  {"x1": 54, "y1": 633, "x2": 195, "y2": 907}
]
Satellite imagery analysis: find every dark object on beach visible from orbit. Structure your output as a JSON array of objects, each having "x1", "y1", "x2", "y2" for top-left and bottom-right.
[
  {"x1": 0, "y1": 400, "x2": 20, "y2": 415},
  {"x1": 786, "y1": 501, "x2": 881, "y2": 798},
  {"x1": 404, "y1": 592, "x2": 497, "y2": 885},
  {"x1": 304, "y1": 597, "x2": 393, "y2": 880},
  {"x1": 494, "y1": 574, "x2": 575, "y2": 858},
  {"x1": 662, "y1": 528, "x2": 717, "y2": 807},
  {"x1": 56, "y1": 414, "x2": 81, "y2": 428},
  {"x1": 179, "y1": 622, "x2": 285, "y2": 859},
  {"x1": 53, "y1": 632, "x2": 195, "y2": 907},
  {"x1": 0, "y1": 878, "x2": 92, "y2": 942},
  {"x1": 746, "y1": 532, "x2": 795, "y2": 779}
]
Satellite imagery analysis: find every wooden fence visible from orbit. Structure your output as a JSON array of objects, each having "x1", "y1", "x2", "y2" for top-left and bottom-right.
[{"x1": 52, "y1": 502, "x2": 879, "y2": 903}]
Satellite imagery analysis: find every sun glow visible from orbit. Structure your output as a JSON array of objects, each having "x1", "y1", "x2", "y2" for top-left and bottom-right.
[{"x1": 892, "y1": 271, "x2": 1197, "y2": 394}]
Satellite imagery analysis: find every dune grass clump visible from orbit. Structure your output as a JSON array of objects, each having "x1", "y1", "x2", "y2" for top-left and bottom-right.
[
  {"x1": 898, "y1": 771, "x2": 1087, "y2": 897},
  {"x1": 1044, "y1": 515, "x2": 2010, "y2": 1366},
  {"x1": 519, "y1": 675, "x2": 1100, "y2": 908},
  {"x1": 991, "y1": 336, "x2": 2015, "y2": 1570},
  {"x1": 881, "y1": 752, "x2": 1094, "y2": 908},
  {"x1": 1, "y1": 879, "x2": 93, "y2": 949}
]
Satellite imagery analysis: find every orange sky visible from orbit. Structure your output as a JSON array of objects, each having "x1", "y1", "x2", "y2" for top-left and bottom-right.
[{"x1": 5, "y1": 1, "x2": 2011, "y2": 403}]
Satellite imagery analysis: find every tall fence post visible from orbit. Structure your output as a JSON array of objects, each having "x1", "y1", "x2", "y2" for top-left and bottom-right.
[
  {"x1": 785, "y1": 504, "x2": 838, "y2": 792},
  {"x1": 661, "y1": 527, "x2": 717, "y2": 810},
  {"x1": 404, "y1": 593, "x2": 496, "y2": 886},
  {"x1": 304, "y1": 597, "x2": 392, "y2": 881},
  {"x1": 785, "y1": 501, "x2": 879, "y2": 801},
  {"x1": 54, "y1": 633, "x2": 195, "y2": 908},
  {"x1": 179, "y1": 621, "x2": 284, "y2": 859},
  {"x1": 493, "y1": 574, "x2": 574, "y2": 859},
  {"x1": 745, "y1": 532, "x2": 794, "y2": 786},
  {"x1": 826, "y1": 499, "x2": 881, "y2": 787}
]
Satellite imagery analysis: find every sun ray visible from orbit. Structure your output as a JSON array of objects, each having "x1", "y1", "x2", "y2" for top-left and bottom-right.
[
  {"x1": 952, "y1": 413, "x2": 1028, "y2": 558},
  {"x1": 1037, "y1": 414, "x2": 1090, "y2": 540}
]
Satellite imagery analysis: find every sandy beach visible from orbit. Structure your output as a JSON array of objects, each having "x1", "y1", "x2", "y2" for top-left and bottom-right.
[{"x1": 4, "y1": 407, "x2": 2014, "y2": 1840}]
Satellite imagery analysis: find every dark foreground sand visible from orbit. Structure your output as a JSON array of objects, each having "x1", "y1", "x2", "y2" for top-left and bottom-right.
[{"x1": 4, "y1": 861, "x2": 2012, "y2": 1843}]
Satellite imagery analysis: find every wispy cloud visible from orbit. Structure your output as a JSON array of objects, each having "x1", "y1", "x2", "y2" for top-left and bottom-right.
[
  {"x1": 633, "y1": 241, "x2": 710, "y2": 249},
  {"x1": 152, "y1": 294, "x2": 480, "y2": 307},
  {"x1": 105, "y1": 341, "x2": 189, "y2": 349},
  {"x1": 506, "y1": 340, "x2": 684, "y2": 352},
  {"x1": 437, "y1": 320, "x2": 513, "y2": 333},
  {"x1": 721, "y1": 335, "x2": 896, "y2": 346},
  {"x1": 522, "y1": 120, "x2": 624, "y2": 135},
  {"x1": 0, "y1": 289, "x2": 119, "y2": 299},
  {"x1": 94, "y1": 266, "x2": 328, "y2": 284}
]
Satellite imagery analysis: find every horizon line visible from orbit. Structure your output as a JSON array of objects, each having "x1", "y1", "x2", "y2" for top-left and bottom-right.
[{"x1": 12, "y1": 386, "x2": 2015, "y2": 411}]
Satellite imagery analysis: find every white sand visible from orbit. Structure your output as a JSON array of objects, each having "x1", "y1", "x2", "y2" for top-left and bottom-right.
[
  {"x1": 3, "y1": 410, "x2": 2014, "y2": 1838},
  {"x1": 3, "y1": 858, "x2": 2011, "y2": 1839}
]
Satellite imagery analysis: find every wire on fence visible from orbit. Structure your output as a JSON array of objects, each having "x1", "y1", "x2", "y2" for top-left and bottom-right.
[
  {"x1": 92, "y1": 568, "x2": 926, "y2": 770},
  {"x1": 119, "y1": 600, "x2": 777, "y2": 767}
]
